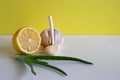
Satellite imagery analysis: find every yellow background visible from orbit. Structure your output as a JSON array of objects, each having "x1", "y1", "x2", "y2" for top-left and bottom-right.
[{"x1": 0, "y1": 0, "x2": 120, "y2": 35}]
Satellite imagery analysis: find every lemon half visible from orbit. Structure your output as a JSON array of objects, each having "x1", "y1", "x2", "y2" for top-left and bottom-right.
[{"x1": 12, "y1": 27, "x2": 41, "y2": 54}]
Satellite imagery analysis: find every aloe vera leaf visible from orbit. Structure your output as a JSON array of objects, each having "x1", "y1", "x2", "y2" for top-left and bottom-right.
[
  {"x1": 25, "y1": 61, "x2": 36, "y2": 75},
  {"x1": 16, "y1": 54, "x2": 93, "y2": 64},
  {"x1": 31, "y1": 59, "x2": 67, "y2": 76}
]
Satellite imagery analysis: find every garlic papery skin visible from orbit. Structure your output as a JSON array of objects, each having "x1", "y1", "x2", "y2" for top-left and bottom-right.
[
  {"x1": 44, "y1": 44, "x2": 62, "y2": 56},
  {"x1": 40, "y1": 29, "x2": 63, "y2": 47}
]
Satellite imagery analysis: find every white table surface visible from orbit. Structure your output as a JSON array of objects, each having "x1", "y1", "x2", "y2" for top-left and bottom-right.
[{"x1": 0, "y1": 35, "x2": 120, "y2": 80}]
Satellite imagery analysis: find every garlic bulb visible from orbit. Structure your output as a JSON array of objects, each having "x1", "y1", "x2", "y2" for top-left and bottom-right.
[
  {"x1": 40, "y1": 16, "x2": 63, "y2": 56},
  {"x1": 40, "y1": 29, "x2": 63, "y2": 47},
  {"x1": 40, "y1": 29, "x2": 63, "y2": 56}
]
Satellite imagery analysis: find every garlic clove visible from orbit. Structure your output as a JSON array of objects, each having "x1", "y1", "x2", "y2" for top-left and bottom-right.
[
  {"x1": 54, "y1": 29, "x2": 63, "y2": 45},
  {"x1": 44, "y1": 44, "x2": 62, "y2": 56},
  {"x1": 40, "y1": 29, "x2": 51, "y2": 47}
]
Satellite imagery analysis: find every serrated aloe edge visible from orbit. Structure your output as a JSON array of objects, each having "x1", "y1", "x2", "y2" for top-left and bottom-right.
[{"x1": 15, "y1": 54, "x2": 93, "y2": 76}]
